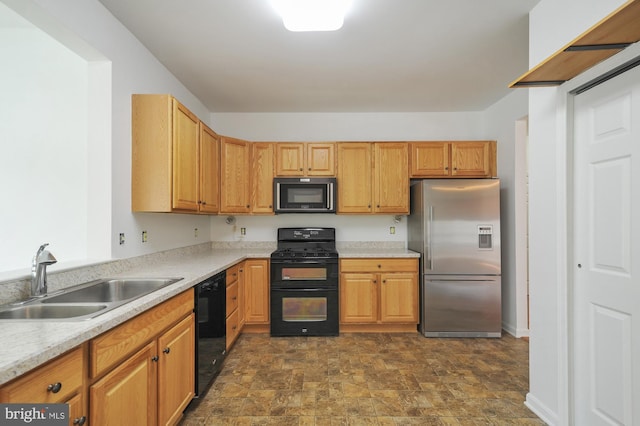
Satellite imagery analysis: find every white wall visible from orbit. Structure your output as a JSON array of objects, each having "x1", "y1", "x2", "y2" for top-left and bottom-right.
[
  {"x1": 483, "y1": 89, "x2": 529, "y2": 337},
  {"x1": 526, "y1": 0, "x2": 626, "y2": 424},
  {"x1": 0, "y1": 11, "x2": 88, "y2": 273},
  {"x1": 0, "y1": 0, "x2": 215, "y2": 277}
]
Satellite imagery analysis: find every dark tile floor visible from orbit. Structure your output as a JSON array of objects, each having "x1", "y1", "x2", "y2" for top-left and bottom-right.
[{"x1": 181, "y1": 333, "x2": 545, "y2": 425}]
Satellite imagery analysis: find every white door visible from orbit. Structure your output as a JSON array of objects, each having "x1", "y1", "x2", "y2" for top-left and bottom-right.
[{"x1": 573, "y1": 65, "x2": 640, "y2": 425}]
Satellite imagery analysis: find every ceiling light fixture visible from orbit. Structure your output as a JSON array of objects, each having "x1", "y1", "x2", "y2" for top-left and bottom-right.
[{"x1": 270, "y1": 0, "x2": 353, "y2": 32}]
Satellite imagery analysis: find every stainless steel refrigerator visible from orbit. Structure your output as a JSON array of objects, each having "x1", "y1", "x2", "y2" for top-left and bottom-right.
[{"x1": 408, "y1": 179, "x2": 501, "y2": 337}]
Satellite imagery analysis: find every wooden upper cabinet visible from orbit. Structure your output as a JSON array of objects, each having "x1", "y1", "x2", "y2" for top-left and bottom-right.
[
  {"x1": 451, "y1": 141, "x2": 495, "y2": 177},
  {"x1": 251, "y1": 143, "x2": 275, "y2": 214},
  {"x1": 306, "y1": 143, "x2": 335, "y2": 175},
  {"x1": 132, "y1": 94, "x2": 219, "y2": 214},
  {"x1": 337, "y1": 143, "x2": 373, "y2": 213},
  {"x1": 337, "y1": 142, "x2": 408, "y2": 214},
  {"x1": 410, "y1": 142, "x2": 450, "y2": 177},
  {"x1": 220, "y1": 136, "x2": 251, "y2": 214},
  {"x1": 374, "y1": 142, "x2": 409, "y2": 214},
  {"x1": 275, "y1": 142, "x2": 335, "y2": 176},
  {"x1": 410, "y1": 141, "x2": 496, "y2": 178},
  {"x1": 198, "y1": 123, "x2": 219, "y2": 213},
  {"x1": 172, "y1": 101, "x2": 199, "y2": 211}
]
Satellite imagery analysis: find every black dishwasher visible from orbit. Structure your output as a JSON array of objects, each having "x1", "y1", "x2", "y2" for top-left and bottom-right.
[{"x1": 194, "y1": 270, "x2": 226, "y2": 397}]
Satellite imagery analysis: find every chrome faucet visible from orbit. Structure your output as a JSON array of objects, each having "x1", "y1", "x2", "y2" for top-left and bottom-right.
[{"x1": 31, "y1": 243, "x2": 57, "y2": 296}]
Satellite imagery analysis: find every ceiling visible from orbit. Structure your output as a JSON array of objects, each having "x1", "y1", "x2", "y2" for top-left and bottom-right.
[{"x1": 97, "y1": 0, "x2": 539, "y2": 113}]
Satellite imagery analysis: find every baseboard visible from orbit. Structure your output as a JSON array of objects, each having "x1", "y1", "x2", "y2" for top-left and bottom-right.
[{"x1": 525, "y1": 392, "x2": 559, "y2": 426}]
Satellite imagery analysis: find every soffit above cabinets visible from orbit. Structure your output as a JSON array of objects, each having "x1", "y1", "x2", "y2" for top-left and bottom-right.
[{"x1": 510, "y1": 0, "x2": 640, "y2": 88}]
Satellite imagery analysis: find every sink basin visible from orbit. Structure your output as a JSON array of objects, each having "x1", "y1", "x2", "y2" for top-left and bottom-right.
[
  {"x1": 42, "y1": 278, "x2": 182, "y2": 304},
  {"x1": 0, "y1": 304, "x2": 108, "y2": 320},
  {"x1": 0, "y1": 277, "x2": 183, "y2": 321}
]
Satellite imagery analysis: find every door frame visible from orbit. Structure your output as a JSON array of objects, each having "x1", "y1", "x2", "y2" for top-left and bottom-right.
[{"x1": 549, "y1": 42, "x2": 640, "y2": 425}]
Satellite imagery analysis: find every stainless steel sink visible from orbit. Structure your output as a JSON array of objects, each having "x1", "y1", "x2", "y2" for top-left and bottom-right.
[
  {"x1": 41, "y1": 278, "x2": 182, "y2": 304},
  {"x1": 0, "y1": 277, "x2": 183, "y2": 321},
  {"x1": 0, "y1": 304, "x2": 108, "y2": 320}
]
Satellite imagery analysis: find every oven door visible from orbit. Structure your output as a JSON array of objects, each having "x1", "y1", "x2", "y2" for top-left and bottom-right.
[
  {"x1": 270, "y1": 287, "x2": 339, "y2": 336},
  {"x1": 270, "y1": 260, "x2": 338, "y2": 289}
]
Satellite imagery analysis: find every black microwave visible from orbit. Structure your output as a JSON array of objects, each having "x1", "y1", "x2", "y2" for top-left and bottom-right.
[{"x1": 273, "y1": 177, "x2": 336, "y2": 214}]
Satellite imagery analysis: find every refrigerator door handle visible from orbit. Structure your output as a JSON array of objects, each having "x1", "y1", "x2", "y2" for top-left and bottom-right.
[{"x1": 427, "y1": 205, "x2": 433, "y2": 270}]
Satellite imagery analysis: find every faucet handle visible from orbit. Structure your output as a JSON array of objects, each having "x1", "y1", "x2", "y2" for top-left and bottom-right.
[{"x1": 37, "y1": 243, "x2": 50, "y2": 256}]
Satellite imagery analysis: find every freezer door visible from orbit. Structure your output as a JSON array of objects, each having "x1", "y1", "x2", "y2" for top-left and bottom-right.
[
  {"x1": 420, "y1": 275, "x2": 501, "y2": 337},
  {"x1": 421, "y1": 179, "x2": 501, "y2": 275}
]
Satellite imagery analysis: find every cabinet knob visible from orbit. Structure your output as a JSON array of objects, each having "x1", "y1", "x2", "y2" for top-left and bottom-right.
[
  {"x1": 73, "y1": 416, "x2": 87, "y2": 425},
  {"x1": 368, "y1": 205, "x2": 371, "y2": 208},
  {"x1": 246, "y1": 205, "x2": 250, "y2": 208},
  {"x1": 151, "y1": 355, "x2": 159, "y2": 362},
  {"x1": 445, "y1": 167, "x2": 449, "y2": 170},
  {"x1": 377, "y1": 264, "x2": 381, "y2": 268},
  {"x1": 299, "y1": 168, "x2": 303, "y2": 171},
  {"x1": 373, "y1": 279, "x2": 377, "y2": 284},
  {"x1": 377, "y1": 205, "x2": 380, "y2": 208},
  {"x1": 269, "y1": 205, "x2": 272, "y2": 208},
  {"x1": 383, "y1": 279, "x2": 386, "y2": 284},
  {"x1": 163, "y1": 347, "x2": 171, "y2": 354},
  {"x1": 232, "y1": 296, "x2": 237, "y2": 301},
  {"x1": 454, "y1": 167, "x2": 457, "y2": 171},
  {"x1": 308, "y1": 167, "x2": 312, "y2": 171},
  {"x1": 202, "y1": 201, "x2": 207, "y2": 205},
  {"x1": 47, "y1": 382, "x2": 62, "y2": 393}
]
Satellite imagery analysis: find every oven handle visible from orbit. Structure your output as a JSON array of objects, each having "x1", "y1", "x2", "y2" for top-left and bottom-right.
[{"x1": 271, "y1": 287, "x2": 332, "y2": 292}]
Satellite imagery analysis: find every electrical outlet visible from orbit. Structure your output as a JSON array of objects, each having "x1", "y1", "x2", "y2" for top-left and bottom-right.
[
  {"x1": 142, "y1": 230, "x2": 148, "y2": 243},
  {"x1": 194, "y1": 228, "x2": 198, "y2": 238},
  {"x1": 240, "y1": 227, "x2": 246, "y2": 236},
  {"x1": 390, "y1": 226, "x2": 395, "y2": 235},
  {"x1": 119, "y1": 233, "x2": 125, "y2": 245}
]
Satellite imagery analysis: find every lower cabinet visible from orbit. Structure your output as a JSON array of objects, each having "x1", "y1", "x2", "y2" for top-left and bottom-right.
[
  {"x1": 244, "y1": 259, "x2": 270, "y2": 326},
  {"x1": 0, "y1": 345, "x2": 88, "y2": 426},
  {"x1": 340, "y1": 258, "x2": 419, "y2": 332},
  {"x1": 225, "y1": 262, "x2": 242, "y2": 350},
  {"x1": 89, "y1": 289, "x2": 195, "y2": 426}
]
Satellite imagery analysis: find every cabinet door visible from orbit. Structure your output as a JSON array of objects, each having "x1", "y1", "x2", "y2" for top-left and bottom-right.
[
  {"x1": 340, "y1": 273, "x2": 377, "y2": 323},
  {"x1": 199, "y1": 123, "x2": 219, "y2": 213},
  {"x1": 90, "y1": 341, "x2": 157, "y2": 426},
  {"x1": 220, "y1": 136, "x2": 251, "y2": 213},
  {"x1": 238, "y1": 263, "x2": 246, "y2": 328},
  {"x1": 450, "y1": 141, "x2": 493, "y2": 177},
  {"x1": 374, "y1": 143, "x2": 409, "y2": 213},
  {"x1": 307, "y1": 143, "x2": 335, "y2": 176},
  {"x1": 380, "y1": 272, "x2": 418, "y2": 323},
  {"x1": 66, "y1": 393, "x2": 86, "y2": 426},
  {"x1": 158, "y1": 314, "x2": 195, "y2": 426},
  {"x1": 172, "y1": 99, "x2": 199, "y2": 211},
  {"x1": 244, "y1": 259, "x2": 270, "y2": 324},
  {"x1": 275, "y1": 143, "x2": 305, "y2": 176},
  {"x1": 252, "y1": 143, "x2": 275, "y2": 213},
  {"x1": 410, "y1": 142, "x2": 451, "y2": 177},
  {"x1": 337, "y1": 143, "x2": 372, "y2": 213}
]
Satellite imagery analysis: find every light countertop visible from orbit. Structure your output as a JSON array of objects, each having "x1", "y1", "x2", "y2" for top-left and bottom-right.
[{"x1": 0, "y1": 245, "x2": 418, "y2": 385}]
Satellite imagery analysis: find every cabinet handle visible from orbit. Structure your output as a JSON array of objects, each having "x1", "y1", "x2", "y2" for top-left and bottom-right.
[
  {"x1": 163, "y1": 347, "x2": 171, "y2": 354},
  {"x1": 73, "y1": 416, "x2": 87, "y2": 425},
  {"x1": 47, "y1": 382, "x2": 62, "y2": 393},
  {"x1": 151, "y1": 355, "x2": 159, "y2": 362}
]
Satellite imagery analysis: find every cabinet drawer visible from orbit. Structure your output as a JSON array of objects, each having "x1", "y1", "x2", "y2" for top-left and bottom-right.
[
  {"x1": 226, "y1": 308, "x2": 239, "y2": 350},
  {"x1": 226, "y1": 264, "x2": 240, "y2": 286},
  {"x1": 226, "y1": 281, "x2": 238, "y2": 317},
  {"x1": 90, "y1": 289, "x2": 193, "y2": 378},
  {"x1": 0, "y1": 346, "x2": 84, "y2": 403},
  {"x1": 340, "y1": 258, "x2": 418, "y2": 273}
]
